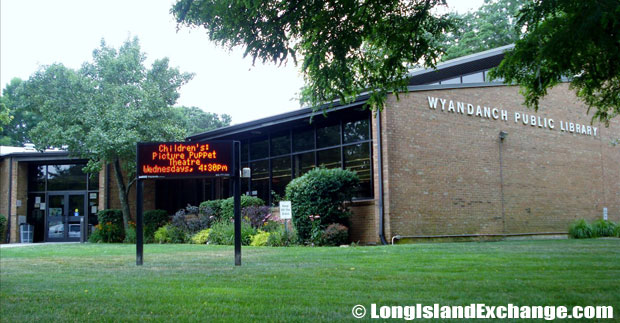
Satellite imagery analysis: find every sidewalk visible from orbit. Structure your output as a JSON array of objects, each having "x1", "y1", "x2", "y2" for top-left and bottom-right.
[{"x1": 0, "y1": 242, "x2": 80, "y2": 249}]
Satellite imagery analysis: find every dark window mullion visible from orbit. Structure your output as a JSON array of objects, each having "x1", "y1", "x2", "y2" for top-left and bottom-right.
[
  {"x1": 289, "y1": 128, "x2": 294, "y2": 180},
  {"x1": 268, "y1": 132, "x2": 272, "y2": 205},
  {"x1": 340, "y1": 119, "x2": 344, "y2": 169}
]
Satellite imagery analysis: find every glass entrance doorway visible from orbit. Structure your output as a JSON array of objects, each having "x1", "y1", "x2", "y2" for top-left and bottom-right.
[{"x1": 46, "y1": 193, "x2": 86, "y2": 241}]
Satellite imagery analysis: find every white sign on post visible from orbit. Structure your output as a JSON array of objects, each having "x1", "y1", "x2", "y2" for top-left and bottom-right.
[
  {"x1": 603, "y1": 207, "x2": 608, "y2": 221},
  {"x1": 279, "y1": 201, "x2": 292, "y2": 220}
]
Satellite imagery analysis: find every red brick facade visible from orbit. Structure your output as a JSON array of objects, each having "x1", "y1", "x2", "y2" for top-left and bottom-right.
[{"x1": 368, "y1": 84, "x2": 619, "y2": 243}]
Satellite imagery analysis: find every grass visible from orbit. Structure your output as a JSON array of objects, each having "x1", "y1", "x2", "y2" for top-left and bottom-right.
[{"x1": 1, "y1": 239, "x2": 619, "y2": 322}]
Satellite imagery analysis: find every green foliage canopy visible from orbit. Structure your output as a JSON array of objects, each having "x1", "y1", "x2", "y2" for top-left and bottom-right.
[
  {"x1": 171, "y1": 0, "x2": 455, "y2": 111},
  {"x1": 441, "y1": 0, "x2": 527, "y2": 61},
  {"x1": 19, "y1": 38, "x2": 193, "y2": 230},
  {"x1": 172, "y1": 106, "x2": 231, "y2": 137},
  {"x1": 489, "y1": 0, "x2": 620, "y2": 125}
]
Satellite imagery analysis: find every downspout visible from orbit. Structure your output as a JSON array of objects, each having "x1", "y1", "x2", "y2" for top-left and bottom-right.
[
  {"x1": 376, "y1": 111, "x2": 388, "y2": 245},
  {"x1": 105, "y1": 163, "x2": 110, "y2": 209},
  {"x1": 6, "y1": 157, "x2": 13, "y2": 243}
]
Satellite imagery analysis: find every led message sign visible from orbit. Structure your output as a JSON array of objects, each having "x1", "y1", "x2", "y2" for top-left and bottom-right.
[{"x1": 137, "y1": 141, "x2": 234, "y2": 178}]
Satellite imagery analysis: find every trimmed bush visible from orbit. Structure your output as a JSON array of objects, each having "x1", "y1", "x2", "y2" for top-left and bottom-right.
[
  {"x1": 322, "y1": 223, "x2": 349, "y2": 246},
  {"x1": 0, "y1": 214, "x2": 6, "y2": 243},
  {"x1": 208, "y1": 219, "x2": 256, "y2": 245},
  {"x1": 591, "y1": 219, "x2": 617, "y2": 237},
  {"x1": 190, "y1": 229, "x2": 211, "y2": 244},
  {"x1": 154, "y1": 224, "x2": 187, "y2": 244},
  {"x1": 250, "y1": 230, "x2": 270, "y2": 246},
  {"x1": 144, "y1": 210, "x2": 169, "y2": 243},
  {"x1": 285, "y1": 167, "x2": 359, "y2": 242},
  {"x1": 220, "y1": 196, "x2": 265, "y2": 220},
  {"x1": 615, "y1": 224, "x2": 620, "y2": 238},
  {"x1": 568, "y1": 219, "x2": 593, "y2": 239}
]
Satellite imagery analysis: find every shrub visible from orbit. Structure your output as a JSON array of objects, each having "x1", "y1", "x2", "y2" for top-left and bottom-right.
[
  {"x1": 171, "y1": 205, "x2": 213, "y2": 234},
  {"x1": 616, "y1": 224, "x2": 620, "y2": 238},
  {"x1": 250, "y1": 230, "x2": 270, "y2": 246},
  {"x1": 144, "y1": 210, "x2": 169, "y2": 243},
  {"x1": 199, "y1": 200, "x2": 224, "y2": 217},
  {"x1": 242, "y1": 205, "x2": 272, "y2": 229},
  {"x1": 568, "y1": 219, "x2": 593, "y2": 239},
  {"x1": 154, "y1": 224, "x2": 187, "y2": 244},
  {"x1": 0, "y1": 214, "x2": 6, "y2": 243},
  {"x1": 124, "y1": 226, "x2": 136, "y2": 243},
  {"x1": 208, "y1": 219, "x2": 256, "y2": 246},
  {"x1": 97, "y1": 209, "x2": 123, "y2": 228},
  {"x1": 591, "y1": 219, "x2": 617, "y2": 237},
  {"x1": 89, "y1": 222, "x2": 124, "y2": 243},
  {"x1": 220, "y1": 196, "x2": 265, "y2": 220},
  {"x1": 190, "y1": 229, "x2": 211, "y2": 244},
  {"x1": 266, "y1": 225, "x2": 297, "y2": 247},
  {"x1": 285, "y1": 167, "x2": 359, "y2": 242},
  {"x1": 322, "y1": 223, "x2": 349, "y2": 246}
]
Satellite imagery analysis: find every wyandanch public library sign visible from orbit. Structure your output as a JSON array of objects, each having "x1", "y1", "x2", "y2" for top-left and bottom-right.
[
  {"x1": 136, "y1": 140, "x2": 243, "y2": 266},
  {"x1": 426, "y1": 96, "x2": 599, "y2": 137}
]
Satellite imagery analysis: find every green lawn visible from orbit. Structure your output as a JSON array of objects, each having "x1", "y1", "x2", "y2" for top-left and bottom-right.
[{"x1": 1, "y1": 239, "x2": 619, "y2": 322}]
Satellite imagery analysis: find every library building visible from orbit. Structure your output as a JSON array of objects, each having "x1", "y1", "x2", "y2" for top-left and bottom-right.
[{"x1": 1, "y1": 45, "x2": 619, "y2": 244}]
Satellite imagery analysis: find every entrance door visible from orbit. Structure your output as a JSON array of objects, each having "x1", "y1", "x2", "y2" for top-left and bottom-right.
[{"x1": 46, "y1": 193, "x2": 86, "y2": 242}]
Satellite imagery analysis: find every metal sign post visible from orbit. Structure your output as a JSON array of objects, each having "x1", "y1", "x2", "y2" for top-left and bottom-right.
[
  {"x1": 233, "y1": 141, "x2": 241, "y2": 266},
  {"x1": 136, "y1": 178, "x2": 144, "y2": 266}
]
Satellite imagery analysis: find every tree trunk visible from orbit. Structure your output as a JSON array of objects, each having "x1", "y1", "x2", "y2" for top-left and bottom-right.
[{"x1": 112, "y1": 158, "x2": 131, "y2": 234}]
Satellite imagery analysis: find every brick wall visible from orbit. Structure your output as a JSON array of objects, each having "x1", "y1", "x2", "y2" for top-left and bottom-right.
[
  {"x1": 0, "y1": 159, "x2": 9, "y2": 242},
  {"x1": 380, "y1": 84, "x2": 620, "y2": 239},
  {"x1": 105, "y1": 168, "x2": 156, "y2": 221},
  {"x1": 349, "y1": 200, "x2": 377, "y2": 244}
]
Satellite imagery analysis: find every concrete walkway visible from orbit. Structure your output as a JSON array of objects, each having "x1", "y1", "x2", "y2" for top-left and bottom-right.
[{"x1": 0, "y1": 242, "x2": 80, "y2": 249}]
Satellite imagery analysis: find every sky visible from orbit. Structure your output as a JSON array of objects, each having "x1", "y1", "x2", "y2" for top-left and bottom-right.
[{"x1": 1, "y1": 0, "x2": 484, "y2": 125}]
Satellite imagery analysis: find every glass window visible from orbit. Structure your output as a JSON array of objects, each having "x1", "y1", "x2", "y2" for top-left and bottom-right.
[
  {"x1": 293, "y1": 152, "x2": 315, "y2": 178},
  {"x1": 27, "y1": 193, "x2": 46, "y2": 242},
  {"x1": 270, "y1": 131, "x2": 290, "y2": 156},
  {"x1": 88, "y1": 173, "x2": 99, "y2": 191},
  {"x1": 28, "y1": 164, "x2": 46, "y2": 191},
  {"x1": 344, "y1": 143, "x2": 372, "y2": 198},
  {"x1": 344, "y1": 119, "x2": 370, "y2": 143},
  {"x1": 250, "y1": 160, "x2": 269, "y2": 203},
  {"x1": 271, "y1": 156, "x2": 291, "y2": 202},
  {"x1": 462, "y1": 72, "x2": 483, "y2": 83},
  {"x1": 47, "y1": 164, "x2": 87, "y2": 191},
  {"x1": 317, "y1": 147, "x2": 341, "y2": 169},
  {"x1": 241, "y1": 141, "x2": 249, "y2": 162},
  {"x1": 293, "y1": 127, "x2": 314, "y2": 152},
  {"x1": 250, "y1": 137, "x2": 268, "y2": 160},
  {"x1": 316, "y1": 124, "x2": 340, "y2": 148}
]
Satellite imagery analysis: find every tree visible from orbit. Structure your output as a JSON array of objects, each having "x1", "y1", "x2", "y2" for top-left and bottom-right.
[
  {"x1": 1, "y1": 78, "x2": 39, "y2": 145},
  {"x1": 171, "y1": 0, "x2": 455, "y2": 111},
  {"x1": 440, "y1": 0, "x2": 528, "y2": 61},
  {"x1": 172, "y1": 106, "x2": 231, "y2": 136},
  {"x1": 0, "y1": 100, "x2": 11, "y2": 133},
  {"x1": 23, "y1": 38, "x2": 193, "y2": 233},
  {"x1": 488, "y1": 0, "x2": 620, "y2": 125}
]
